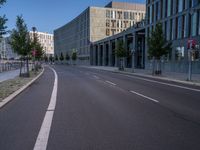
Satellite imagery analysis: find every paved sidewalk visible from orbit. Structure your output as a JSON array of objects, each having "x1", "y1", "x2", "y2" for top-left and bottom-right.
[
  {"x1": 0, "y1": 69, "x2": 20, "y2": 83},
  {"x1": 82, "y1": 66, "x2": 200, "y2": 86}
]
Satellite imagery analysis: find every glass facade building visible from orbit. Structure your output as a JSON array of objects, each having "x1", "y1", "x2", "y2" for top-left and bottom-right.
[{"x1": 146, "y1": 0, "x2": 200, "y2": 73}]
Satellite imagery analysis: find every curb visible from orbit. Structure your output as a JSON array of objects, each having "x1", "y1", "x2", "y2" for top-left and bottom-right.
[
  {"x1": 115, "y1": 71, "x2": 200, "y2": 87},
  {"x1": 83, "y1": 66, "x2": 200, "y2": 87},
  {"x1": 0, "y1": 68, "x2": 44, "y2": 109}
]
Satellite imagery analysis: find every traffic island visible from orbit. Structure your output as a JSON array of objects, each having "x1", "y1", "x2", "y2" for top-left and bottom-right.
[{"x1": 0, "y1": 68, "x2": 44, "y2": 108}]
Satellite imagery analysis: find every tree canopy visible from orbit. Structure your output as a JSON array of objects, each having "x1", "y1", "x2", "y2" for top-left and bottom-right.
[
  {"x1": 0, "y1": 0, "x2": 7, "y2": 39},
  {"x1": 10, "y1": 15, "x2": 32, "y2": 56},
  {"x1": 147, "y1": 23, "x2": 171, "y2": 60},
  {"x1": 115, "y1": 40, "x2": 126, "y2": 58}
]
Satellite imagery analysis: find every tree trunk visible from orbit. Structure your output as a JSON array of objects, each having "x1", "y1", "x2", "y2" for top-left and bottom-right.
[
  {"x1": 152, "y1": 57, "x2": 155, "y2": 75},
  {"x1": 26, "y1": 56, "x2": 30, "y2": 77},
  {"x1": 19, "y1": 57, "x2": 22, "y2": 77}
]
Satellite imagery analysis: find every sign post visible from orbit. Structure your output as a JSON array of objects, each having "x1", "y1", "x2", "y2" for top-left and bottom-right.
[{"x1": 187, "y1": 39, "x2": 197, "y2": 81}]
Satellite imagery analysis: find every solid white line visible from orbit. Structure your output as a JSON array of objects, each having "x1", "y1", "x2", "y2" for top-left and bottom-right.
[
  {"x1": 130, "y1": 90, "x2": 159, "y2": 103},
  {"x1": 124, "y1": 74, "x2": 200, "y2": 92},
  {"x1": 105, "y1": 80, "x2": 117, "y2": 86},
  {"x1": 33, "y1": 67, "x2": 58, "y2": 150}
]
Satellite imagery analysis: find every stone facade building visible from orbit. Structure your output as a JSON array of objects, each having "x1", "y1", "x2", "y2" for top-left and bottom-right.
[
  {"x1": 29, "y1": 31, "x2": 54, "y2": 57},
  {"x1": 54, "y1": 1, "x2": 146, "y2": 65}
]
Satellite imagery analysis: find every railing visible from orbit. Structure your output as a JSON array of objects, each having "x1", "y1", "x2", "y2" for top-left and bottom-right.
[{"x1": 0, "y1": 60, "x2": 21, "y2": 73}]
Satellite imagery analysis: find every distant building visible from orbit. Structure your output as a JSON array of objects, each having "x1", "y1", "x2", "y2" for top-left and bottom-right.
[
  {"x1": 54, "y1": 1, "x2": 146, "y2": 65},
  {"x1": 29, "y1": 31, "x2": 54, "y2": 57},
  {"x1": 0, "y1": 37, "x2": 18, "y2": 60}
]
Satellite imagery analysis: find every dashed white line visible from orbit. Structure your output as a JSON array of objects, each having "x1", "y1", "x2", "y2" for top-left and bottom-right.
[
  {"x1": 93, "y1": 75, "x2": 100, "y2": 79},
  {"x1": 130, "y1": 90, "x2": 159, "y2": 103},
  {"x1": 33, "y1": 67, "x2": 58, "y2": 150},
  {"x1": 105, "y1": 80, "x2": 117, "y2": 86}
]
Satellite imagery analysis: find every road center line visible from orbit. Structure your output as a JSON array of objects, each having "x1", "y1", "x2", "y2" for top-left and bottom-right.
[
  {"x1": 105, "y1": 80, "x2": 117, "y2": 86},
  {"x1": 130, "y1": 90, "x2": 159, "y2": 103},
  {"x1": 33, "y1": 67, "x2": 58, "y2": 150}
]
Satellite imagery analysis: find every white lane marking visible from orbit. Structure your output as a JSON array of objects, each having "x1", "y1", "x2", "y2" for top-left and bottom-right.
[
  {"x1": 34, "y1": 67, "x2": 58, "y2": 150},
  {"x1": 105, "y1": 80, "x2": 117, "y2": 86},
  {"x1": 130, "y1": 90, "x2": 159, "y2": 103},
  {"x1": 93, "y1": 75, "x2": 100, "y2": 79},
  {"x1": 123, "y1": 74, "x2": 200, "y2": 92}
]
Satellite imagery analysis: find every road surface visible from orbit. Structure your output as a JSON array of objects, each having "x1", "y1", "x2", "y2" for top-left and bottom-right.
[{"x1": 0, "y1": 65, "x2": 200, "y2": 150}]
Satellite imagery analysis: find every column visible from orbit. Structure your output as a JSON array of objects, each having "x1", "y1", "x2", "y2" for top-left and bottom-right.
[
  {"x1": 132, "y1": 34, "x2": 136, "y2": 69},
  {"x1": 92, "y1": 45, "x2": 96, "y2": 66},
  {"x1": 98, "y1": 44, "x2": 101, "y2": 66},
  {"x1": 108, "y1": 40, "x2": 112, "y2": 66},
  {"x1": 103, "y1": 43, "x2": 106, "y2": 66},
  {"x1": 123, "y1": 35, "x2": 127, "y2": 68},
  {"x1": 115, "y1": 39, "x2": 118, "y2": 67}
]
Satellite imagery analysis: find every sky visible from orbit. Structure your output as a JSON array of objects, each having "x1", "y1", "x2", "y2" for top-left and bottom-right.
[{"x1": 1, "y1": 0, "x2": 145, "y2": 34}]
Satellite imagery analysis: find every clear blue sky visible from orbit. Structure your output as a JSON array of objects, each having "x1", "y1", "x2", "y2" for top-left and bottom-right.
[{"x1": 1, "y1": 0, "x2": 145, "y2": 34}]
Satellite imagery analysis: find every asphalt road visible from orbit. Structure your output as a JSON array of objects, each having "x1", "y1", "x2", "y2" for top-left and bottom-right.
[{"x1": 0, "y1": 65, "x2": 200, "y2": 150}]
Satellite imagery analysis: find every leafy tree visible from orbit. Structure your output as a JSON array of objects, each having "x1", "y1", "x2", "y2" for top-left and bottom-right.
[
  {"x1": 65, "y1": 52, "x2": 70, "y2": 61},
  {"x1": 0, "y1": 0, "x2": 7, "y2": 40},
  {"x1": 71, "y1": 51, "x2": 77, "y2": 65},
  {"x1": 115, "y1": 40, "x2": 126, "y2": 70},
  {"x1": 10, "y1": 15, "x2": 32, "y2": 77},
  {"x1": 60, "y1": 52, "x2": 64, "y2": 63},
  {"x1": 71, "y1": 51, "x2": 77, "y2": 61},
  {"x1": 147, "y1": 23, "x2": 171, "y2": 75}
]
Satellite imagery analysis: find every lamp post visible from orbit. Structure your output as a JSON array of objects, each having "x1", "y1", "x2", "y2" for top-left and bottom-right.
[{"x1": 32, "y1": 27, "x2": 37, "y2": 73}]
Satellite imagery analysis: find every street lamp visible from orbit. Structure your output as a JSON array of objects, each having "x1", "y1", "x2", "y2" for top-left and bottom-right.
[{"x1": 32, "y1": 27, "x2": 37, "y2": 73}]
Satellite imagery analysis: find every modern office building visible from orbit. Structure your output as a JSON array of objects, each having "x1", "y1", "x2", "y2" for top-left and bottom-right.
[
  {"x1": 145, "y1": 0, "x2": 200, "y2": 73},
  {"x1": 0, "y1": 37, "x2": 18, "y2": 60},
  {"x1": 54, "y1": 1, "x2": 146, "y2": 65},
  {"x1": 90, "y1": 21, "x2": 145, "y2": 69},
  {"x1": 29, "y1": 31, "x2": 54, "y2": 57}
]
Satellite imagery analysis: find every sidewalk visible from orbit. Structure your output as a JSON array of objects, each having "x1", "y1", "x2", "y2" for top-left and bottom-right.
[
  {"x1": 82, "y1": 66, "x2": 200, "y2": 86},
  {"x1": 0, "y1": 69, "x2": 20, "y2": 83}
]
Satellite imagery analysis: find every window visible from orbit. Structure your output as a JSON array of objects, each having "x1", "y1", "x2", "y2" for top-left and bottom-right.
[
  {"x1": 191, "y1": 12, "x2": 198, "y2": 36},
  {"x1": 124, "y1": 12, "x2": 129, "y2": 20},
  {"x1": 106, "y1": 10, "x2": 110, "y2": 18},
  {"x1": 175, "y1": 47, "x2": 185, "y2": 60},
  {"x1": 178, "y1": 0, "x2": 183, "y2": 12},
  {"x1": 106, "y1": 29, "x2": 110, "y2": 36},
  {"x1": 106, "y1": 20, "x2": 110, "y2": 27},
  {"x1": 167, "y1": 0, "x2": 171, "y2": 16},
  {"x1": 177, "y1": 16, "x2": 182, "y2": 38}
]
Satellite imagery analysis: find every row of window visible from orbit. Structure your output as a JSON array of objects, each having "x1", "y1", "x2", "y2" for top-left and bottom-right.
[
  {"x1": 106, "y1": 10, "x2": 145, "y2": 20},
  {"x1": 106, "y1": 20, "x2": 134, "y2": 29},
  {"x1": 148, "y1": 0, "x2": 199, "y2": 24},
  {"x1": 147, "y1": 10, "x2": 200, "y2": 41}
]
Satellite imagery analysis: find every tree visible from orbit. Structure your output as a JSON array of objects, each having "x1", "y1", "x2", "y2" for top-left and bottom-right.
[
  {"x1": 65, "y1": 52, "x2": 70, "y2": 64},
  {"x1": 60, "y1": 52, "x2": 64, "y2": 63},
  {"x1": 71, "y1": 51, "x2": 77, "y2": 65},
  {"x1": 147, "y1": 23, "x2": 171, "y2": 75},
  {"x1": 10, "y1": 15, "x2": 32, "y2": 77},
  {"x1": 0, "y1": 0, "x2": 7, "y2": 40},
  {"x1": 115, "y1": 40, "x2": 126, "y2": 70}
]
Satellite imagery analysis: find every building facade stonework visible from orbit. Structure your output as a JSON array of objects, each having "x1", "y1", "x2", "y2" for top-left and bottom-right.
[
  {"x1": 54, "y1": 1, "x2": 146, "y2": 65},
  {"x1": 29, "y1": 31, "x2": 54, "y2": 57}
]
